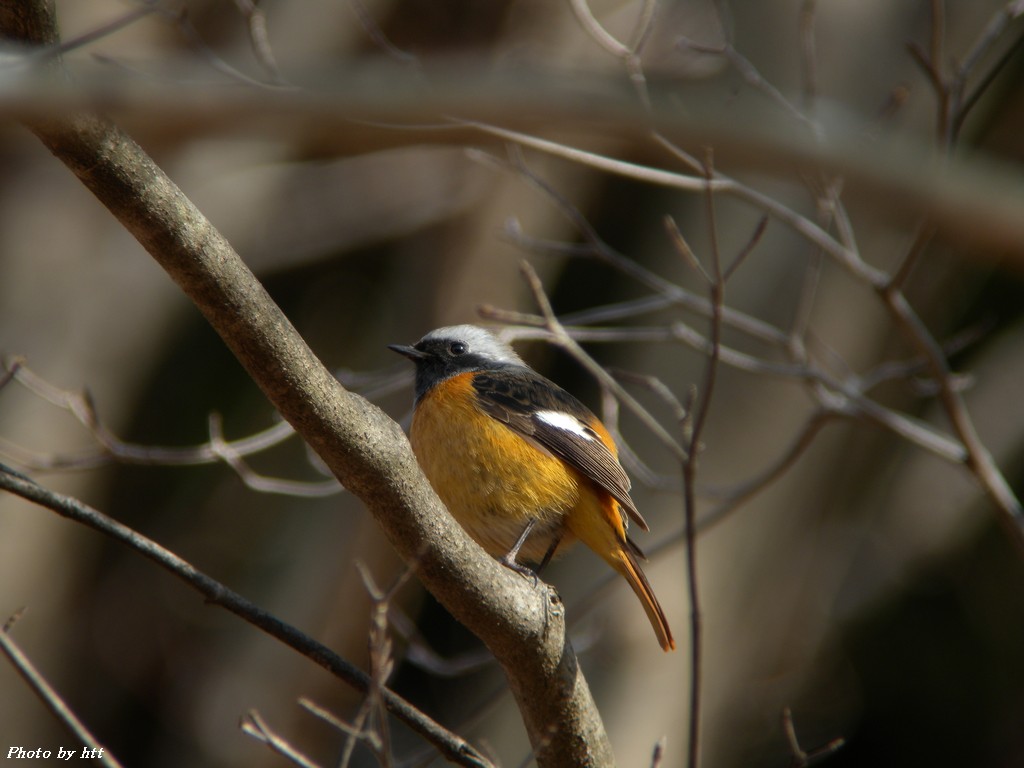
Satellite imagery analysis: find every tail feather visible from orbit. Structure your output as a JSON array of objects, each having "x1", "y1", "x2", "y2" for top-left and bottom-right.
[
  {"x1": 617, "y1": 546, "x2": 676, "y2": 652},
  {"x1": 567, "y1": 492, "x2": 675, "y2": 651}
]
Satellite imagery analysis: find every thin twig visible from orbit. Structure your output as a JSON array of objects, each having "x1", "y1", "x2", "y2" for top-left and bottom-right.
[
  {"x1": 498, "y1": 222, "x2": 791, "y2": 346},
  {"x1": 650, "y1": 736, "x2": 667, "y2": 768},
  {"x1": 241, "y1": 710, "x2": 321, "y2": 768},
  {"x1": 300, "y1": 697, "x2": 360, "y2": 736},
  {"x1": 388, "y1": 605, "x2": 496, "y2": 677},
  {"x1": 880, "y1": 289, "x2": 1024, "y2": 535},
  {"x1": 896, "y1": 0, "x2": 1024, "y2": 541},
  {"x1": 959, "y1": 0, "x2": 1024, "y2": 75},
  {"x1": 565, "y1": 0, "x2": 652, "y2": 111},
  {"x1": 48, "y1": 3, "x2": 159, "y2": 58},
  {"x1": 347, "y1": 0, "x2": 422, "y2": 69},
  {"x1": 0, "y1": 620, "x2": 125, "y2": 768},
  {"x1": 603, "y1": 369, "x2": 687, "y2": 490},
  {"x1": 798, "y1": 0, "x2": 819, "y2": 115},
  {"x1": 664, "y1": 215, "x2": 710, "y2": 283},
  {"x1": 696, "y1": 412, "x2": 832, "y2": 531},
  {"x1": 350, "y1": 562, "x2": 416, "y2": 768},
  {"x1": 471, "y1": 122, "x2": 886, "y2": 287},
  {"x1": 2, "y1": 360, "x2": 341, "y2": 494},
  {"x1": 568, "y1": 0, "x2": 631, "y2": 58},
  {"x1": 511, "y1": 262, "x2": 687, "y2": 461},
  {"x1": 478, "y1": 311, "x2": 970, "y2": 465},
  {"x1": 475, "y1": 120, "x2": 1022, "y2": 537},
  {"x1": 677, "y1": 152, "x2": 726, "y2": 768},
  {"x1": 232, "y1": 0, "x2": 289, "y2": 85},
  {"x1": 675, "y1": 36, "x2": 819, "y2": 136},
  {"x1": 954, "y1": 30, "x2": 1024, "y2": 139},
  {"x1": 0, "y1": 356, "x2": 21, "y2": 390},
  {"x1": 888, "y1": 221, "x2": 937, "y2": 293},
  {"x1": 782, "y1": 707, "x2": 845, "y2": 767},
  {"x1": 174, "y1": 8, "x2": 293, "y2": 89},
  {"x1": 930, "y1": 0, "x2": 953, "y2": 147},
  {"x1": 337, "y1": 699, "x2": 374, "y2": 768},
  {"x1": 951, "y1": 0, "x2": 1024, "y2": 140},
  {"x1": 629, "y1": 0, "x2": 659, "y2": 54},
  {"x1": 723, "y1": 215, "x2": 768, "y2": 283},
  {"x1": 207, "y1": 413, "x2": 341, "y2": 497}
]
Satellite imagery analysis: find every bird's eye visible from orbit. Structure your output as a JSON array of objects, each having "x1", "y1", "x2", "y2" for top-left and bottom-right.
[{"x1": 449, "y1": 341, "x2": 468, "y2": 356}]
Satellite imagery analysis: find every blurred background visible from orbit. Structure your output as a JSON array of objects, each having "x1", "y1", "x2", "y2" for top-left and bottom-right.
[{"x1": 2, "y1": 1, "x2": 1024, "y2": 766}]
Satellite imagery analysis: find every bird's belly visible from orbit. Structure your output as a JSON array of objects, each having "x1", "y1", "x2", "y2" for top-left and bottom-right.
[{"x1": 411, "y1": 381, "x2": 580, "y2": 562}]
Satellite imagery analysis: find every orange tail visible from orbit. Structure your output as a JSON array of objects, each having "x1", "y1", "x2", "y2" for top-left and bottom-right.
[
  {"x1": 568, "y1": 491, "x2": 675, "y2": 651},
  {"x1": 615, "y1": 546, "x2": 676, "y2": 652}
]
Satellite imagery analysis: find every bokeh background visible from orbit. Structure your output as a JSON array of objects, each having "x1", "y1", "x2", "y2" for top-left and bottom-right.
[{"x1": 2, "y1": 1, "x2": 1024, "y2": 766}]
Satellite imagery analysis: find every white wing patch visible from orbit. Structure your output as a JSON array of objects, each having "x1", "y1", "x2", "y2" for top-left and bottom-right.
[{"x1": 535, "y1": 410, "x2": 595, "y2": 440}]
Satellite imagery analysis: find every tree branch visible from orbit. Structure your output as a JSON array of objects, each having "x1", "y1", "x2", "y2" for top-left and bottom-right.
[
  {"x1": 0, "y1": 610, "x2": 125, "y2": 768},
  {"x1": 0, "y1": 2, "x2": 613, "y2": 765},
  {"x1": 0, "y1": 464, "x2": 486, "y2": 768}
]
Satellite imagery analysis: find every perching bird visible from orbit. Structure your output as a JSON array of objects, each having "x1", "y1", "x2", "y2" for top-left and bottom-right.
[{"x1": 389, "y1": 324, "x2": 674, "y2": 651}]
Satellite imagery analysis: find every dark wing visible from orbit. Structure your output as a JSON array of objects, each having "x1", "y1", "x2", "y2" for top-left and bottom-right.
[{"x1": 472, "y1": 368, "x2": 649, "y2": 532}]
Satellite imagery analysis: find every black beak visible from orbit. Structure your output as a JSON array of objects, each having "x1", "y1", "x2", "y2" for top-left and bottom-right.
[{"x1": 388, "y1": 343, "x2": 428, "y2": 361}]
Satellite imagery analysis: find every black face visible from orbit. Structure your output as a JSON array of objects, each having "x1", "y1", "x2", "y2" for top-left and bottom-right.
[{"x1": 389, "y1": 337, "x2": 501, "y2": 402}]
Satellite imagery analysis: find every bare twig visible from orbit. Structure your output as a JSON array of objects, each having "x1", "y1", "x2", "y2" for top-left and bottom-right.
[
  {"x1": 388, "y1": 604, "x2": 495, "y2": 677},
  {"x1": 299, "y1": 697, "x2": 358, "y2": 735},
  {"x1": 676, "y1": 152, "x2": 726, "y2": 768},
  {"x1": 485, "y1": 307, "x2": 972, "y2": 526},
  {"x1": 723, "y1": 215, "x2": 769, "y2": 283},
  {"x1": 232, "y1": 0, "x2": 289, "y2": 85},
  {"x1": 0, "y1": 356, "x2": 21, "y2": 390},
  {"x1": 782, "y1": 707, "x2": 845, "y2": 767},
  {"x1": 472, "y1": 122, "x2": 885, "y2": 286},
  {"x1": 474, "y1": 120, "x2": 1023, "y2": 540},
  {"x1": 959, "y1": 0, "x2": 1024, "y2": 75},
  {"x1": 909, "y1": 0, "x2": 1024, "y2": 147},
  {"x1": 509, "y1": 262, "x2": 686, "y2": 461},
  {"x1": 675, "y1": 35, "x2": 820, "y2": 137},
  {"x1": 499, "y1": 219, "x2": 790, "y2": 346},
  {"x1": 207, "y1": 413, "x2": 341, "y2": 497},
  {"x1": 568, "y1": 0, "x2": 631, "y2": 59},
  {"x1": 347, "y1": 0, "x2": 422, "y2": 70},
  {"x1": 664, "y1": 215, "x2": 709, "y2": 283},
  {"x1": 1, "y1": 618, "x2": 125, "y2": 768},
  {"x1": 697, "y1": 412, "x2": 832, "y2": 531},
  {"x1": 49, "y1": 3, "x2": 160, "y2": 58},
  {"x1": 1, "y1": 359, "x2": 341, "y2": 494},
  {"x1": 175, "y1": 8, "x2": 293, "y2": 89},
  {"x1": 880, "y1": 288, "x2": 1024, "y2": 535},
  {"x1": 629, "y1": 0, "x2": 659, "y2": 55},
  {"x1": 478, "y1": 311, "x2": 969, "y2": 466},
  {"x1": 341, "y1": 562, "x2": 416, "y2": 768},
  {"x1": 954, "y1": 30, "x2": 1024, "y2": 139},
  {"x1": 241, "y1": 710, "x2": 321, "y2": 768},
  {"x1": 650, "y1": 736, "x2": 667, "y2": 768},
  {"x1": 891, "y1": 0, "x2": 1024, "y2": 538},
  {"x1": 564, "y1": 0, "x2": 655, "y2": 109},
  {"x1": 888, "y1": 222, "x2": 938, "y2": 293},
  {"x1": 798, "y1": 0, "x2": 819, "y2": 114}
]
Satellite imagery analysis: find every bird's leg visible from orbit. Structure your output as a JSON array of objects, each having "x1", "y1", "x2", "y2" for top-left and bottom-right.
[
  {"x1": 499, "y1": 519, "x2": 540, "y2": 580},
  {"x1": 536, "y1": 533, "x2": 563, "y2": 575}
]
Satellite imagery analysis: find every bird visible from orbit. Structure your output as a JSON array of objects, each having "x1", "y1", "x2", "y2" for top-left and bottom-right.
[{"x1": 389, "y1": 324, "x2": 675, "y2": 651}]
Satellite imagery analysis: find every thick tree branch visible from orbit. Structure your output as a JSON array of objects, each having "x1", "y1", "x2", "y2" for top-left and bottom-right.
[{"x1": 0, "y1": 2, "x2": 613, "y2": 765}]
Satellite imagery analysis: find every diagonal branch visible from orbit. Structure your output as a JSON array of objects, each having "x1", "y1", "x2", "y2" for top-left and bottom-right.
[
  {"x1": 1, "y1": 612, "x2": 125, "y2": 768},
  {"x1": 0, "y1": 2, "x2": 614, "y2": 765},
  {"x1": 0, "y1": 464, "x2": 487, "y2": 768}
]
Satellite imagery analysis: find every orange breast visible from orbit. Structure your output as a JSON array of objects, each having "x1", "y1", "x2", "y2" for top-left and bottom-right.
[{"x1": 410, "y1": 372, "x2": 582, "y2": 561}]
